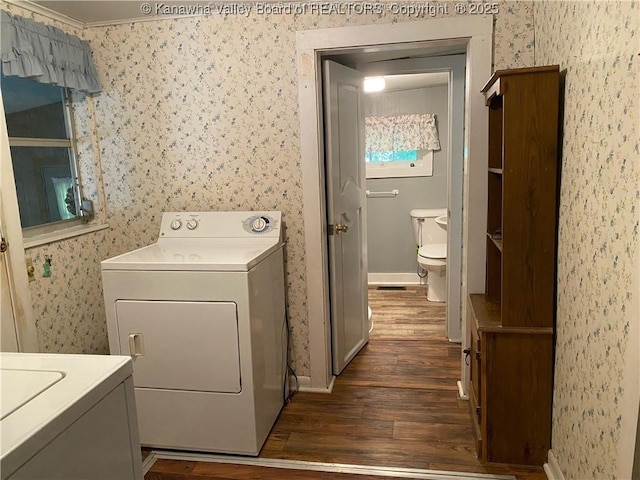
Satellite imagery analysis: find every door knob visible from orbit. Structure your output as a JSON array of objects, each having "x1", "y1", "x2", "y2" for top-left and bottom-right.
[{"x1": 334, "y1": 223, "x2": 349, "y2": 234}]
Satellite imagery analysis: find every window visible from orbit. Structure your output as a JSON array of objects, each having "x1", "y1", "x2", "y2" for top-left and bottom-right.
[
  {"x1": 364, "y1": 113, "x2": 439, "y2": 179},
  {"x1": 1, "y1": 75, "x2": 84, "y2": 232},
  {"x1": 365, "y1": 149, "x2": 434, "y2": 179}
]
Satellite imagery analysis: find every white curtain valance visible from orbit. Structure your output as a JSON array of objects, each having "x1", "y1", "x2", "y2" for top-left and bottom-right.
[
  {"x1": 365, "y1": 114, "x2": 440, "y2": 152},
  {"x1": 1, "y1": 10, "x2": 101, "y2": 93}
]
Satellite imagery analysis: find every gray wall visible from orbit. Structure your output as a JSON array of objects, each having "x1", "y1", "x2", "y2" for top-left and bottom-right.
[{"x1": 366, "y1": 84, "x2": 448, "y2": 274}]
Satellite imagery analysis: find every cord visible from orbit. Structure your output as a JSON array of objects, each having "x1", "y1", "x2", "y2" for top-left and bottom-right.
[{"x1": 284, "y1": 308, "x2": 299, "y2": 403}]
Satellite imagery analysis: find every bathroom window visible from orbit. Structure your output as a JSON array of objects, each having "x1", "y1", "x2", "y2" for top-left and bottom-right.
[
  {"x1": 1, "y1": 75, "x2": 84, "y2": 233},
  {"x1": 365, "y1": 149, "x2": 434, "y2": 179},
  {"x1": 365, "y1": 113, "x2": 439, "y2": 179}
]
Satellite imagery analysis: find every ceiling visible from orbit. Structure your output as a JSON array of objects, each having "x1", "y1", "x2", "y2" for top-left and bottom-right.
[
  {"x1": 373, "y1": 72, "x2": 449, "y2": 92},
  {"x1": 32, "y1": 1, "x2": 210, "y2": 24}
]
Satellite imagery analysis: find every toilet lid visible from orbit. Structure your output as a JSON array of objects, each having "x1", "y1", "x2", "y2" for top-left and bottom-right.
[{"x1": 418, "y1": 244, "x2": 447, "y2": 259}]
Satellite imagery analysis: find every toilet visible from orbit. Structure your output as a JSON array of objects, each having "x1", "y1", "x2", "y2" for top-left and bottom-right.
[{"x1": 410, "y1": 208, "x2": 447, "y2": 302}]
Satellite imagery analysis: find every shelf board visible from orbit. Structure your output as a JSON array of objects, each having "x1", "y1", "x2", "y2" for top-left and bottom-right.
[
  {"x1": 469, "y1": 294, "x2": 501, "y2": 329},
  {"x1": 469, "y1": 294, "x2": 554, "y2": 335},
  {"x1": 487, "y1": 233, "x2": 503, "y2": 252},
  {"x1": 488, "y1": 168, "x2": 503, "y2": 175}
]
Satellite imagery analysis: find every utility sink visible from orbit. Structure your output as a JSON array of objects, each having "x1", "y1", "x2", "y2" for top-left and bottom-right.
[{"x1": 435, "y1": 215, "x2": 447, "y2": 231}]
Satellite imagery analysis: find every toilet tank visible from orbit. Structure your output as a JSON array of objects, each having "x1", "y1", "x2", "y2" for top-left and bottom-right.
[{"x1": 410, "y1": 208, "x2": 447, "y2": 246}]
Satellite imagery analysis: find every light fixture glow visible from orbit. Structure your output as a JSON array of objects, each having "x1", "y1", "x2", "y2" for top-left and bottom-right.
[{"x1": 364, "y1": 76, "x2": 385, "y2": 93}]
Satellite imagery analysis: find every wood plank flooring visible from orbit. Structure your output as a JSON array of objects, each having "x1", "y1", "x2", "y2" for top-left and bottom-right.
[{"x1": 145, "y1": 286, "x2": 545, "y2": 480}]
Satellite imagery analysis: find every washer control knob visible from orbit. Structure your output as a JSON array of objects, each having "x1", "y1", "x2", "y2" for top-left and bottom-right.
[
  {"x1": 186, "y1": 219, "x2": 199, "y2": 230},
  {"x1": 252, "y1": 216, "x2": 269, "y2": 233},
  {"x1": 170, "y1": 219, "x2": 182, "y2": 230}
]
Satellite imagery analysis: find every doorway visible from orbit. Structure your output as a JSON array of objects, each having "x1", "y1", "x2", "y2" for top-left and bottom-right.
[
  {"x1": 322, "y1": 54, "x2": 466, "y2": 378},
  {"x1": 297, "y1": 17, "x2": 492, "y2": 392}
]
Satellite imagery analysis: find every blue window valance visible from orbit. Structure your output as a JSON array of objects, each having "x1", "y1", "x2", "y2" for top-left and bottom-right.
[{"x1": 1, "y1": 10, "x2": 101, "y2": 93}]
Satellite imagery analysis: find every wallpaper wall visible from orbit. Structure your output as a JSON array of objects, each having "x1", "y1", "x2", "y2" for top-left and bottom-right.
[
  {"x1": 83, "y1": 2, "x2": 534, "y2": 375},
  {"x1": 534, "y1": 1, "x2": 638, "y2": 478},
  {"x1": 3, "y1": 2, "x2": 535, "y2": 370}
]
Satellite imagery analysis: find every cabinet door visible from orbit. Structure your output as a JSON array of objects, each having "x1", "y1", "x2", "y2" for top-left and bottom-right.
[{"x1": 469, "y1": 321, "x2": 483, "y2": 457}]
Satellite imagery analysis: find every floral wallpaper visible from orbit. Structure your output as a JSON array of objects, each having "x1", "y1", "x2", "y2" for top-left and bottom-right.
[
  {"x1": 2, "y1": 1, "x2": 535, "y2": 371},
  {"x1": 534, "y1": 1, "x2": 638, "y2": 478}
]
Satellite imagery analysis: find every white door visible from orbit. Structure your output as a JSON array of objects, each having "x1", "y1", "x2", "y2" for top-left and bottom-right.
[
  {"x1": 323, "y1": 60, "x2": 369, "y2": 375},
  {"x1": 1, "y1": 227, "x2": 18, "y2": 352},
  {"x1": 0, "y1": 91, "x2": 37, "y2": 352}
]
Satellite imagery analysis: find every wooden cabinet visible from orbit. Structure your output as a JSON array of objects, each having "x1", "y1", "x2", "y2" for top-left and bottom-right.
[{"x1": 468, "y1": 66, "x2": 560, "y2": 466}]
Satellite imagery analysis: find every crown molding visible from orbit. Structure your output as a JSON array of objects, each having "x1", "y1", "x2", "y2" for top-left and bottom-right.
[
  {"x1": 2, "y1": 1, "x2": 208, "y2": 29},
  {"x1": 83, "y1": 13, "x2": 201, "y2": 28},
  {"x1": 3, "y1": 0, "x2": 85, "y2": 29}
]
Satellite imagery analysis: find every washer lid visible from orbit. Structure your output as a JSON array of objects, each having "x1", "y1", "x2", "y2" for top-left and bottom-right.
[
  {"x1": 0, "y1": 370, "x2": 63, "y2": 420},
  {"x1": 418, "y1": 244, "x2": 447, "y2": 259},
  {"x1": 0, "y1": 353, "x2": 132, "y2": 477},
  {"x1": 101, "y1": 238, "x2": 281, "y2": 272}
]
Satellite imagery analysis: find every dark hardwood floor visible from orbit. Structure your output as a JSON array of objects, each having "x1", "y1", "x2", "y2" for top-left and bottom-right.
[{"x1": 146, "y1": 286, "x2": 546, "y2": 480}]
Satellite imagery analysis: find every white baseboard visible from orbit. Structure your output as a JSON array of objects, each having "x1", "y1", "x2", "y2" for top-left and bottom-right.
[
  {"x1": 368, "y1": 273, "x2": 423, "y2": 285},
  {"x1": 543, "y1": 450, "x2": 565, "y2": 480},
  {"x1": 457, "y1": 380, "x2": 468, "y2": 400},
  {"x1": 292, "y1": 375, "x2": 334, "y2": 393}
]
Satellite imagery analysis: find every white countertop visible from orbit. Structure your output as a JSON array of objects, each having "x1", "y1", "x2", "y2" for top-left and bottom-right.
[{"x1": 0, "y1": 353, "x2": 133, "y2": 476}]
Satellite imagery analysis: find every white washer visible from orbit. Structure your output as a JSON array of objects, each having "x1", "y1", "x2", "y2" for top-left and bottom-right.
[
  {"x1": 101, "y1": 211, "x2": 286, "y2": 455},
  {"x1": 0, "y1": 353, "x2": 142, "y2": 480}
]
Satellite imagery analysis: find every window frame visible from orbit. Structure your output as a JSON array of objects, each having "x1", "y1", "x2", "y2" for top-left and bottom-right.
[
  {"x1": 365, "y1": 149, "x2": 434, "y2": 179},
  {"x1": 5, "y1": 86, "x2": 86, "y2": 238}
]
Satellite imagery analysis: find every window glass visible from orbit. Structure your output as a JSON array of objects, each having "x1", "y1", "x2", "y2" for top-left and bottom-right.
[
  {"x1": 2, "y1": 76, "x2": 68, "y2": 139},
  {"x1": 1, "y1": 75, "x2": 81, "y2": 231},
  {"x1": 365, "y1": 150, "x2": 418, "y2": 163},
  {"x1": 9, "y1": 147, "x2": 77, "y2": 228}
]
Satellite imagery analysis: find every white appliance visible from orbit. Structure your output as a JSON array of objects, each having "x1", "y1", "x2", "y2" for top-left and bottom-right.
[
  {"x1": 0, "y1": 353, "x2": 142, "y2": 480},
  {"x1": 101, "y1": 211, "x2": 286, "y2": 455}
]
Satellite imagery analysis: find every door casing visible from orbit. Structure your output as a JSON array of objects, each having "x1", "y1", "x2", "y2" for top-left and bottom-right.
[{"x1": 296, "y1": 16, "x2": 492, "y2": 391}]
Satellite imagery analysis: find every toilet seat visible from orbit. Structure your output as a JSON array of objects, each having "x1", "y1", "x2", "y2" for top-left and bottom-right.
[
  {"x1": 418, "y1": 244, "x2": 447, "y2": 268},
  {"x1": 418, "y1": 244, "x2": 447, "y2": 259}
]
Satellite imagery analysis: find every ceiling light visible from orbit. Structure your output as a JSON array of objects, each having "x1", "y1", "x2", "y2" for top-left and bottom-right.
[{"x1": 364, "y1": 77, "x2": 385, "y2": 93}]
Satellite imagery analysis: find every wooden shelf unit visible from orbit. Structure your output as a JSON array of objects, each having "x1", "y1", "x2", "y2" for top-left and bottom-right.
[{"x1": 468, "y1": 65, "x2": 560, "y2": 466}]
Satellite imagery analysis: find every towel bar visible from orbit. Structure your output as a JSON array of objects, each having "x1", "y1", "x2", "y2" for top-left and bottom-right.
[{"x1": 365, "y1": 189, "x2": 399, "y2": 198}]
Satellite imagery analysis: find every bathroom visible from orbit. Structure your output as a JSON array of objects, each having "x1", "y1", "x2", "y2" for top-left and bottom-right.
[
  {"x1": 363, "y1": 65, "x2": 460, "y2": 342},
  {"x1": 0, "y1": 2, "x2": 638, "y2": 480},
  {"x1": 365, "y1": 72, "x2": 448, "y2": 282}
]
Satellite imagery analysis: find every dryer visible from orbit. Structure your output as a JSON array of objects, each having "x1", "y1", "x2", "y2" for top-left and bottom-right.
[{"x1": 101, "y1": 211, "x2": 286, "y2": 455}]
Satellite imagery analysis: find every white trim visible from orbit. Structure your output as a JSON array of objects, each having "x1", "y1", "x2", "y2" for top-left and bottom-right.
[
  {"x1": 616, "y1": 245, "x2": 640, "y2": 479},
  {"x1": 0, "y1": 92, "x2": 38, "y2": 352},
  {"x1": 8, "y1": 138, "x2": 72, "y2": 148},
  {"x1": 543, "y1": 450, "x2": 566, "y2": 480},
  {"x1": 23, "y1": 223, "x2": 109, "y2": 249},
  {"x1": 3, "y1": 0, "x2": 85, "y2": 29},
  {"x1": 141, "y1": 451, "x2": 157, "y2": 475},
  {"x1": 293, "y1": 375, "x2": 335, "y2": 394},
  {"x1": 83, "y1": 14, "x2": 203, "y2": 29},
  {"x1": 458, "y1": 28, "x2": 492, "y2": 398},
  {"x1": 150, "y1": 451, "x2": 514, "y2": 480},
  {"x1": 457, "y1": 380, "x2": 468, "y2": 400},
  {"x1": 367, "y1": 273, "x2": 422, "y2": 285},
  {"x1": 297, "y1": 16, "x2": 492, "y2": 390}
]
